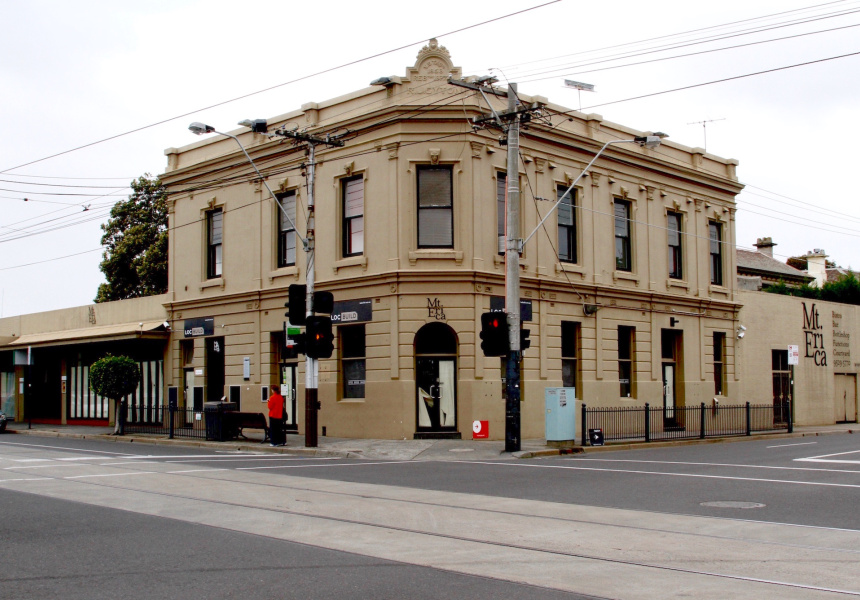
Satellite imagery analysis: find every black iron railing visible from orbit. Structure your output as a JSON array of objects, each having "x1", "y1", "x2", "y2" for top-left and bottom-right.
[
  {"x1": 581, "y1": 401, "x2": 791, "y2": 445},
  {"x1": 123, "y1": 406, "x2": 207, "y2": 440}
]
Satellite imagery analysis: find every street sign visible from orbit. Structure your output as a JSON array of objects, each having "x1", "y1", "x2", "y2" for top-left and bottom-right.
[{"x1": 788, "y1": 344, "x2": 799, "y2": 365}]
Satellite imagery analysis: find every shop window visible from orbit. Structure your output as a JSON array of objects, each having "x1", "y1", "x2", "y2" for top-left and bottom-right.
[
  {"x1": 561, "y1": 321, "x2": 581, "y2": 397},
  {"x1": 614, "y1": 200, "x2": 632, "y2": 271},
  {"x1": 714, "y1": 332, "x2": 726, "y2": 395},
  {"x1": 341, "y1": 324, "x2": 366, "y2": 399},
  {"x1": 417, "y1": 165, "x2": 453, "y2": 248},
  {"x1": 709, "y1": 221, "x2": 723, "y2": 286},
  {"x1": 668, "y1": 211, "x2": 682, "y2": 279},
  {"x1": 206, "y1": 208, "x2": 222, "y2": 278},
  {"x1": 180, "y1": 340, "x2": 194, "y2": 366},
  {"x1": 558, "y1": 185, "x2": 577, "y2": 263},
  {"x1": 618, "y1": 326, "x2": 635, "y2": 398},
  {"x1": 277, "y1": 190, "x2": 297, "y2": 268},
  {"x1": 342, "y1": 176, "x2": 364, "y2": 257}
]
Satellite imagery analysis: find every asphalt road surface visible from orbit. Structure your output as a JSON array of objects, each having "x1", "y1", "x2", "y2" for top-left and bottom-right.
[{"x1": 1, "y1": 434, "x2": 858, "y2": 599}]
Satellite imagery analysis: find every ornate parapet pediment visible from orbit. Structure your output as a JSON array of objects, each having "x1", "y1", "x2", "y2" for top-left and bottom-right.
[{"x1": 403, "y1": 38, "x2": 462, "y2": 97}]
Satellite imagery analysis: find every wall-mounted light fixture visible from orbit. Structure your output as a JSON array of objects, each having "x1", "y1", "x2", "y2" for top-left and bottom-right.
[
  {"x1": 737, "y1": 325, "x2": 747, "y2": 339},
  {"x1": 583, "y1": 304, "x2": 600, "y2": 316}
]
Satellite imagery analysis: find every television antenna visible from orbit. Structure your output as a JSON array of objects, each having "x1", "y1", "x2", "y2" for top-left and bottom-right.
[{"x1": 687, "y1": 118, "x2": 725, "y2": 151}]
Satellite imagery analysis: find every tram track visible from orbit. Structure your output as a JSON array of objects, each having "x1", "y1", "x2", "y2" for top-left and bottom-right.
[{"x1": 2, "y1": 453, "x2": 859, "y2": 598}]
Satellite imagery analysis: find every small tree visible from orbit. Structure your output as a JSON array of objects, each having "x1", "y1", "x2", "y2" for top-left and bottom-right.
[{"x1": 89, "y1": 355, "x2": 141, "y2": 434}]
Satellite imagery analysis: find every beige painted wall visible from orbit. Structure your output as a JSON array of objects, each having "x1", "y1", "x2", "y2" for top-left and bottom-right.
[{"x1": 737, "y1": 290, "x2": 859, "y2": 426}]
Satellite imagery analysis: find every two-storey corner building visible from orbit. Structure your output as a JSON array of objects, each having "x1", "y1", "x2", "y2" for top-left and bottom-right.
[{"x1": 158, "y1": 40, "x2": 745, "y2": 440}]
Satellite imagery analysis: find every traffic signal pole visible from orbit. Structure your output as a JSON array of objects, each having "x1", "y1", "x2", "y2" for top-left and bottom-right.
[
  {"x1": 272, "y1": 129, "x2": 343, "y2": 448},
  {"x1": 504, "y1": 84, "x2": 521, "y2": 453},
  {"x1": 305, "y1": 142, "x2": 319, "y2": 449}
]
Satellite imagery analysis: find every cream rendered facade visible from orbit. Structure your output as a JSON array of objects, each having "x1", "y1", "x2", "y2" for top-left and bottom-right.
[
  {"x1": 737, "y1": 290, "x2": 859, "y2": 426},
  {"x1": 159, "y1": 41, "x2": 746, "y2": 440}
]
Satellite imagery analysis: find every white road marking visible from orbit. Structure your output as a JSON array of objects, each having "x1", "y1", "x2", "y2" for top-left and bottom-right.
[
  {"x1": 462, "y1": 460, "x2": 860, "y2": 489},
  {"x1": 64, "y1": 472, "x2": 156, "y2": 479},
  {"x1": 5, "y1": 463, "x2": 104, "y2": 470},
  {"x1": 767, "y1": 442, "x2": 818, "y2": 448},
  {"x1": 161, "y1": 456, "x2": 339, "y2": 463},
  {"x1": 236, "y1": 460, "x2": 415, "y2": 470},
  {"x1": 571, "y1": 457, "x2": 860, "y2": 474},
  {"x1": 0, "y1": 477, "x2": 50, "y2": 483},
  {"x1": 165, "y1": 469, "x2": 227, "y2": 474},
  {"x1": 796, "y1": 449, "x2": 860, "y2": 465},
  {"x1": 0, "y1": 441, "x2": 137, "y2": 456}
]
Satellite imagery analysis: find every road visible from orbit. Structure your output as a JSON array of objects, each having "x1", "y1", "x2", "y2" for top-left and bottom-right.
[{"x1": 1, "y1": 434, "x2": 858, "y2": 599}]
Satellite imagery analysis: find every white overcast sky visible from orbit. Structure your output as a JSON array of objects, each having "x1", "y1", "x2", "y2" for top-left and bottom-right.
[{"x1": 2, "y1": 0, "x2": 859, "y2": 317}]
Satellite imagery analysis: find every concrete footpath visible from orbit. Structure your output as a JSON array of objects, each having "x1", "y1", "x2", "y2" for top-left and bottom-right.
[{"x1": 3, "y1": 420, "x2": 855, "y2": 461}]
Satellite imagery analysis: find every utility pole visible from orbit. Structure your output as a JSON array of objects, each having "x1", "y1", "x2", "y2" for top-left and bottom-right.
[
  {"x1": 448, "y1": 77, "x2": 545, "y2": 452},
  {"x1": 504, "y1": 84, "x2": 521, "y2": 453},
  {"x1": 273, "y1": 129, "x2": 343, "y2": 448}
]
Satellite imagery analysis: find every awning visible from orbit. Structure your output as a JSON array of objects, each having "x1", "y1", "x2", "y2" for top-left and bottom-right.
[{"x1": 3, "y1": 321, "x2": 169, "y2": 348}]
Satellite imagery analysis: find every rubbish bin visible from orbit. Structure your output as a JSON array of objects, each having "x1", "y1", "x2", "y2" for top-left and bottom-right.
[{"x1": 204, "y1": 402, "x2": 224, "y2": 441}]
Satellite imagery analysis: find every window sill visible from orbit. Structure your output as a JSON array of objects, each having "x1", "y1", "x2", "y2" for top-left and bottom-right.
[
  {"x1": 333, "y1": 255, "x2": 367, "y2": 274},
  {"x1": 613, "y1": 270, "x2": 639, "y2": 285},
  {"x1": 409, "y1": 250, "x2": 464, "y2": 265},
  {"x1": 200, "y1": 278, "x2": 225, "y2": 291},
  {"x1": 268, "y1": 266, "x2": 299, "y2": 282},
  {"x1": 556, "y1": 262, "x2": 585, "y2": 277},
  {"x1": 666, "y1": 278, "x2": 689, "y2": 291},
  {"x1": 338, "y1": 398, "x2": 365, "y2": 404},
  {"x1": 709, "y1": 284, "x2": 729, "y2": 296}
]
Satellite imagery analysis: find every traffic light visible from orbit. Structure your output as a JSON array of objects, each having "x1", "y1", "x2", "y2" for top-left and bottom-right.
[
  {"x1": 287, "y1": 284, "x2": 307, "y2": 325},
  {"x1": 520, "y1": 328, "x2": 531, "y2": 352},
  {"x1": 306, "y1": 316, "x2": 334, "y2": 359},
  {"x1": 480, "y1": 312, "x2": 509, "y2": 357},
  {"x1": 313, "y1": 291, "x2": 334, "y2": 314},
  {"x1": 287, "y1": 332, "x2": 306, "y2": 356}
]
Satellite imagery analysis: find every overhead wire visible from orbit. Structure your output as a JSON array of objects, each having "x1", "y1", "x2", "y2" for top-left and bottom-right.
[
  {"x1": 499, "y1": 0, "x2": 858, "y2": 72},
  {"x1": 517, "y1": 20, "x2": 860, "y2": 85},
  {"x1": 0, "y1": 1, "x2": 561, "y2": 176}
]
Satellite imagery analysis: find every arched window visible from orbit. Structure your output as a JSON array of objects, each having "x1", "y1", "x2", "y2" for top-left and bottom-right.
[{"x1": 415, "y1": 323, "x2": 457, "y2": 355}]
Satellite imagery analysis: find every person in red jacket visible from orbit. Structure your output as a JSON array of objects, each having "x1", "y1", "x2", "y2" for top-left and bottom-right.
[{"x1": 267, "y1": 385, "x2": 286, "y2": 446}]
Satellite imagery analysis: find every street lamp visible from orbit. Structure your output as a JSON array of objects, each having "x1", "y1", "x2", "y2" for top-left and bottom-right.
[
  {"x1": 188, "y1": 121, "x2": 304, "y2": 244},
  {"x1": 521, "y1": 135, "x2": 664, "y2": 249}
]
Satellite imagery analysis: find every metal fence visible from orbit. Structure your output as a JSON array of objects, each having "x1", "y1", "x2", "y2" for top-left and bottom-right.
[
  {"x1": 122, "y1": 406, "x2": 208, "y2": 440},
  {"x1": 581, "y1": 401, "x2": 791, "y2": 445}
]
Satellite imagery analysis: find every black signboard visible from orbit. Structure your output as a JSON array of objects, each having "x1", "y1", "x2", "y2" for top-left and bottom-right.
[
  {"x1": 184, "y1": 317, "x2": 215, "y2": 338},
  {"x1": 588, "y1": 428, "x2": 605, "y2": 446},
  {"x1": 490, "y1": 297, "x2": 533, "y2": 322},
  {"x1": 331, "y1": 299, "x2": 373, "y2": 325}
]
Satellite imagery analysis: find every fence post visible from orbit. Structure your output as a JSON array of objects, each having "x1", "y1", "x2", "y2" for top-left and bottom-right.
[
  {"x1": 745, "y1": 401, "x2": 751, "y2": 436},
  {"x1": 787, "y1": 401, "x2": 793, "y2": 434},
  {"x1": 581, "y1": 403, "x2": 587, "y2": 446},
  {"x1": 700, "y1": 402, "x2": 706, "y2": 439},
  {"x1": 644, "y1": 402, "x2": 650, "y2": 443},
  {"x1": 169, "y1": 403, "x2": 175, "y2": 440},
  {"x1": 119, "y1": 400, "x2": 126, "y2": 436}
]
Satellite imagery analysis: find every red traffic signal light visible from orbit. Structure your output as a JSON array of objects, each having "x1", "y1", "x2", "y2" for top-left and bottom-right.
[
  {"x1": 480, "y1": 312, "x2": 509, "y2": 357},
  {"x1": 306, "y1": 316, "x2": 334, "y2": 359}
]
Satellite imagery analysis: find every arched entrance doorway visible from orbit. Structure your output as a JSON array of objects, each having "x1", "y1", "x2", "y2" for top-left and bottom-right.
[{"x1": 414, "y1": 323, "x2": 458, "y2": 437}]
